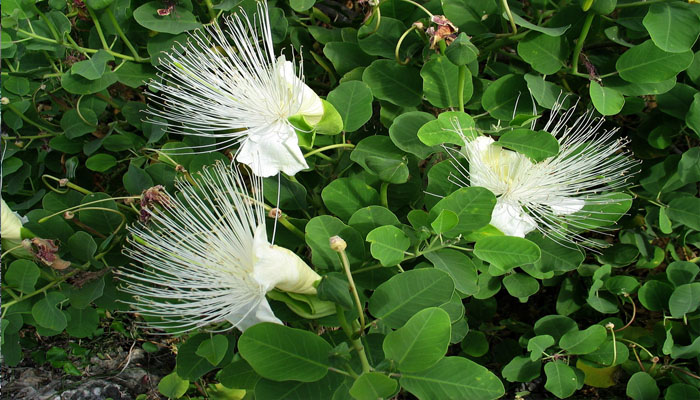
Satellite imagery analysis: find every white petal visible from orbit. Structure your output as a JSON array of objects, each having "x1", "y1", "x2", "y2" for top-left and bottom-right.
[
  {"x1": 252, "y1": 225, "x2": 320, "y2": 295},
  {"x1": 225, "y1": 296, "x2": 282, "y2": 331},
  {"x1": 236, "y1": 123, "x2": 309, "y2": 177},
  {"x1": 548, "y1": 197, "x2": 585, "y2": 215},
  {"x1": 276, "y1": 58, "x2": 324, "y2": 125},
  {"x1": 490, "y1": 200, "x2": 538, "y2": 237},
  {"x1": 1, "y1": 200, "x2": 24, "y2": 241}
]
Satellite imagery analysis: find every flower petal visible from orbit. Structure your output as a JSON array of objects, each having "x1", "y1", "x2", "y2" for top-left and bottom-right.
[
  {"x1": 490, "y1": 200, "x2": 538, "y2": 237},
  {"x1": 236, "y1": 123, "x2": 309, "y2": 177},
  {"x1": 1, "y1": 200, "x2": 24, "y2": 241},
  {"x1": 252, "y1": 225, "x2": 320, "y2": 295},
  {"x1": 277, "y1": 58, "x2": 324, "y2": 125},
  {"x1": 548, "y1": 197, "x2": 585, "y2": 215},
  {"x1": 225, "y1": 296, "x2": 282, "y2": 331}
]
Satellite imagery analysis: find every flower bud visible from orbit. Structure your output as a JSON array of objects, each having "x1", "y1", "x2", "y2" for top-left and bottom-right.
[
  {"x1": 2, "y1": 199, "x2": 24, "y2": 241},
  {"x1": 329, "y1": 235, "x2": 347, "y2": 252}
]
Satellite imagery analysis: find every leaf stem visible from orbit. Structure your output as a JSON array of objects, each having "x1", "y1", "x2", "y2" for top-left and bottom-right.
[
  {"x1": 380, "y1": 182, "x2": 389, "y2": 208},
  {"x1": 399, "y1": 0, "x2": 433, "y2": 18},
  {"x1": 6, "y1": 104, "x2": 59, "y2": 134},
  {"x1": 457, "y1": 65, "x2": 467, "y2": 113},
  {"x1": 571, "y1": 12, "x2": 594, "y2": 75},
  {"x1": 332, "y1": 237, "x2": 366, "y2": 335},
  {"x1": 336, "y1": 306, "x2": 372, "y2": 374},
  {"x1": 616, "y1": 0, "x2": 666, "y2": 9},
  {"x1": 395, "y1": 25, "x2": 418, "y2": 65},
  {"x1": 304, "y1": 143, "x2": 355, "y2": 158},
  {"x1": 105, "y1": 8, "x2": 146, "y2": 61},
  {"x1": 501, "y1": 0, "x2": 518, "y2": 34}
]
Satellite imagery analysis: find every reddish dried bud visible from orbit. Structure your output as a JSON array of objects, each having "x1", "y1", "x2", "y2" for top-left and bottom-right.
[
  {"x1": 29, "y1": 238, "x2": 70, "y2": 269},
  {"x1": 175, "y1": 165, "x2": 187, "y2": 173},
  {"x1": 64, "y1": 211, "x2": 75, "y2": 220},
  {"x1": 412, "y1": 21, "x2": 425, "y2": 30},
  {"x1": 268, "y1": 208, "x2": 283, "y2": 218},
  {"x1": 140, "y1": 185, "x2": 171, "y2": 222},
  {"x1": 59, "y1": 178, "x2": 69, "y2": 187},
  {"x1": 426, "y1": 15, "x2": 459, "y2": 49}
]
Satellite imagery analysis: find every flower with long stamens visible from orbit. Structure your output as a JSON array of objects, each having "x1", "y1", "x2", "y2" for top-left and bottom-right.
[
  {"x1": 120, "y1": 162, "x2": 321, "y2": 333},
  {"x1": 452, "y1": 103, "x2": 637, "y2": 245},
  {"x1": 146, "y1": 3, "x2": 324, "y2": 178}
]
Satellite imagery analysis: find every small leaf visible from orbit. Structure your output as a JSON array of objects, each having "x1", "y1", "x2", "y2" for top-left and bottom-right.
[
  {"x1": 366, "y1": 225, "x2": 411, "y2": 267},
  {"x1": 474, "y1": 236, "x2": 541, "y2": 273},
  {"x1": 158, "y1": 372, "x2": 189, "y2": 399},
  {"x1": 626, "y1": 371, "x2": 660, "y2": 400},
  {"x1": 195, "y1": 335, "x2": 229, "y2": 366},
  {"x1": 383, "y1": 307, "x2": 451, "y2": 373},
  {"x1": 349, "y1": 373, "x2": 398, "y2": 400},
  {"x1": 544, "y1": 361, "x2": 579, "y2": 399},
  {"x1": 498, "y1": 129, "x2": 560, "y2": 161},
  {"x1": 559, "y1": 325, "x2": 608, "y2": 355},
  {"x1": 590, "y1": 82, "x2": 625, "y2": 116},
  {"x1": 400, "y1": 357, "x2": 505, "y2": 400},
  {"x1": 5, "y1": 260, "x2": 40, "y2": 293}
]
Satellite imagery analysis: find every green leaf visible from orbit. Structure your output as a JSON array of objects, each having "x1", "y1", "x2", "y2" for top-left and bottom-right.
[
  {"x1": 668, "y1": 282, "x2": 700, "y2": 318},
  {"x1": 238, "y1": 323, "x2": 331, "y2": 382},
  {"x1": 544, "y1": 361, "x2": 579, "y2": 399},
  {"x1": 177, "y1": 334, "x2": 221, "y2": 380},
  {"x1": 527, "y1": 232, "x2": 585, "y2": 274},
  {"x1": 498, "y1": 129, "x2": 560, "y2": 161},
  {"x1": 195, "y1": 335, "x2": 229, "y2": 366},
  {"x1": 678, "y1": 147, "x2": 700, "y2": 184},
  {"x1": 445, "y1": 33, "x2": 479, "y2": 66},
  {"x1": 389, "y1": 111, "x2": 438, "y2": 159},
  {"x1": 326, "y1": 80, "x2": 373, "y2": 132},
  {"x1": 70, "y1": 50, "x2": 114, "y2": 80},
  {"x1": 528, "y1": 335, "x2": 555, "y2": 361},
  {"x1": 626, "y1": 371, "x2": 660, "y2": 400},
  {"x1": 31, "y1": 292, "x2": 67, "y2": 331},
  {"x1": 6, "y1": 260, "x2": 40, "y2": 293},
  {"x1": 349, "y1": 372, "x2": 397, "y2": 400},
  {"x1": 638, "y1": 280, "x2": 673, "y2": 312},
  {"x1": 67, "y1": 231, "x2": 97, "y2": 262},
  {"x1": 666, "y1": 261, "x2": 699, "y2": 287},
  {"x1": 60, "y1": 108, "x2": 97, "y2": 139},
  {"x1": 428, "y1": 187, "x2": 497, "y2": 238},
  {"x1": 667, "y1": 197, "x2": 700, "y2": 230},
  {"x1": 305, "y1": 215, "x2": 365, "y2": 269},
  {"x1": 313, "y1": 99, "x2": 343, "y2": 135},
  {"x1": 362, "y1": 60, "x2": 422, "y2": 107},
  {"x1": 290, "y1": 0, "x2": 315, "y2": 12},
  {"x1": 218, "y1": 358, "x2": 260, "y2": 390},
  {"x1": 616, "y1": 40, "x2": 693, "y2": 83},
  {"x1": 401, "y1": 357, "x2": 505, "y2": 400},
  {"x1": 115, "y1": 61, "x2": 156, "y2": 88},
  {"x1": 321, "y1": 177, "x2": 380, "y2": 221},
  {"x1": 65, "y1": 307, "x2": 99, "y2": 338},
  {"x1": 589, "y1": 82, "x2": 625, "y2": 116},
  {"x1": 85, "y1": 153, "x2": 117, "y2": 172},
  {"x1": 605, "y1": 276, "x2": 639, "y2": 295},
  {"x1": 133, "y1": 2, "x2": 202, "y2": 34},
  {"x1": 583, "y1": 339, "x2": 629, "y2": 367},
  {"x1": 559, "y1": 325, "x2": 607, "y2": 355},
  {"x1": 517, "y1": 33, "x2": 569, "y2": 75},
  {"x1": 417, "y1": 111, "x2": 476, "y2": 146},
  {"x1": 366, "y1": 225, "x2": 410, "y2": 267},
  {"x1": 534, "y1": 315, "x2": 578, "y2": 342},
  {"x1": 255, "y1": 373, "x2": 346, "y2": 399},
  {"x1": 686, "y1": 93, "x2": 700, "y2": 137},
  {"x1": 323, "y1": 42, "x2": 374, "y2": 76},
  {"x1": 524, "y1": 73, "x2": 570, "y2": 109},
  {"x1": 350, "y1": 136, "x2": 410, "y2": 184},
  {"x1": 369, "y1": 269, "x2": 455, "y2": 329},
  {"x1": 502, "y1": 356, "x2": 541, "y2": 383},
  {"x1": 474, "y1": 236, "x2": 541, "y2": 273},
  {"x1": 481, "y1": 74, "x2": 535, "y2": 121},
  {"x1": 86, "y1": 0, "x2": 114, "y2": 10},
  {"x1": 158, "y1": 372, "x2": 189, "y2": 399},
  {"x1": 383, "y1": 307, "x2": 451, "y2": 373},
  {"x1": 348, "y1": 206, "x2": 400, "y2": 238},
  {"x1": 503, "y1": 273, "x2": 540, "y2": 301},
  {"x1": 642, "y1": 2, "x2": 700, "y2": 53},
  {"x1": 123, "y1": 164, "x2": 155, "y2": 195},
  {"x1": 424, "y1": 249, "x2": 479, "y2": 296},
  {"x1": 665, "y1": 384, "x2": 700, "y2": 400},
  {"x1": 421, "y1": 55, "x2": 472, "y2": 108},
  {"x1": 78, "y1": 193, "x2": 122, "y2": 235},
  {"x1": 61, "y1": 71, "x2": 118, "y2": 95},
  {"x1": 431, "y1": 209, "x2": 459, "y2": 234},
  {"x1": 358, "y1": 17, "x2": 409, "y2": 59}
]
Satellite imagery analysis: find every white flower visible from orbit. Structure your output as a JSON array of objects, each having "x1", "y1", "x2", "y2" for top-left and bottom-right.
[
  {"x1": 121, "y1": 162, "x2": 321, "y2": 333},
  {"x1": 2, "y1": 199, "x2": 26, "y2": 241},
  {"x1": 456, "y1": 104, "x2": 637, "y2": 245},
  {"x1": 146, "y1": 3, "x2": 324, "y2": 178}
]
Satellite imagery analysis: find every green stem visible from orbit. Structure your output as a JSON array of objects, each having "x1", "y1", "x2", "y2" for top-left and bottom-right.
[
  {"x1": 1, "y1": 268, "x2": 81, "y2": 311},
  {"x1": 203, "y1": 0, "x2": 218, "y2": 23},
  {"x1": 457, "y1": 65, "x2": 467, "y2": 113},
  {"x1": 105, "y1": 8, "x2": 144, "y2": 61},
  {"x1": 501, "y1": 0, "x2": 518, "y2": 34},
  {"x1": 395, "y1": 25, "x2": 418, "y2": 65},
  {"x1": 336, "y1": 306, "x2": 372, "y2": 374},
  {"x1": 86, "y1": 6, "x2": 110, "y2": 50},
  {"x1": 7, "y1": 104, "x2": 59, "y2": 134},
  {"x1": 616, "y1": 0, "x2": 667, "y2": 9},
  {"x1": 571, "y1": 12, "x2": 594, "y2": 75},
  {"x1": 33, "y1": 6, "x2": 61, "y2": 41},
  {"x1": 304, "y1": 143, "x2": 355, "y2": 158},
  {"x1": 336, "y1": 242, "x2": 365, "y2": 335},
  {"x1": 42, "y1": 175, "x2": 93, "y2": 195},
  {"x1": 15, "y1": 28, "x2": 141, "y2": 62},
  {"x1": 380, "y1": 182, "x2": 389, "y2": 208}
]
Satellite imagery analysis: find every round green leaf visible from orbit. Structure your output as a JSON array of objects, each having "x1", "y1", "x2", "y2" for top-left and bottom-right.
[
  {"x1": 517, "y1": 33, "x2": 569, "y2": 75},
  {"x1": 350, "y1": 136, "x2": 410, "y2": 184},
  {"x1": 67, "y1": 231, "x2": 97, "y2": 263},
  {"x1": 389, "y1": 111, "x2": 438, "y2": 159},
  {"x1": 158, "y1": 372, "x2": 189, "y2": 399},
  {"x1": 401, "y1": 357, "x2": 505, "y2": 400},
  {"x1": 305, "y1": 215, "x2": 365, "y2": 269},
  {"x1": 61, "y1": 71, "x2": 118, "y2": 95},
  {"x1": 366, "y1": 225, "x2": 410, "y2": 267},
  {"x1": 323, "y1": 42, "x2": 374, "y2": 76},
  {"x1": 424, "y1": 249, "x2": 479, "y2": 296},
  {"x1": 85, "y1": 153, "x2": 117, "y2": 172},
  {"x1": 665, "y1": 384, "x2": 700, "y2": 400},
  {"x1": 31, "y1": 292, "x2": 67, "y2": 332},
  {"x1": 666, "y1": 261, "x2": 699, "y2": 287},
  {"x1": 481, "y1": 74, "x2": 535, "y2": 121},
  {"x1": 133, "y1": 2, "x2": 202, "y2": 34},
  {"x1": 349, "y1": 372, "x2": 398, "y2": 400},
  {"x1": 369, "y1": 268, "x2": 455, "y2": 329},
  {"x1": 474, "y1": 236, "x2": 541, "y2": 273},
  {"x1": 65, "y1": 307, "x2": 99, "y2": 338},
  {"x1": 498, "y1": 129, "x2": 560, "y2": 161},
  {"x1": 383, "y1": 307, "x2": 451, "y2": 373},
  {"x1": 195, "y1": 334, "x2": 229, "y2": 366},
  {"x1": 60, "y1": 108, "x2": 98, "y2": 139},
  {"x1": 502, "y1": 355, "x2": 541, "y2": 383},
  {"x1": 417, "y1": 111, "x2": 476, "y2": 146},
  {"x1": 348, "y1": 206, "x2": 400, "y2": 238},
  {"x1": 176, "y1": 334, "x2": 222, "y2": 380},
  {"x1": 544, "y1": 361, "x2": 579, "y2": 399},
  {"x1": 321, "y1": 177, "x2": 380, "y2": 221},
  {"x1": 616, "y1": 40, "x2": 693, "y2": 83},
  {"x1": 326, "y1": 80, "x2": 373, "y2": 132},
  {"x1": 638, "y1": 280, "x2": 673, "y2": 312},
  {"x1": 421, "y1": 55, "x2": 473, "y2": 108},
  {"x1": 668, "y1": 282, "x2": 700, "y2": 318},
  {"x1": 358, "y1": 17, "x2": 409, "y2": 59},
  {"x1": 528, "y1": 335, "x2": 555, "y2": 361},
  {"x1": 123, "y1": 164, "x2": 155, "y2": 196},
  {"x1": 627, "y1": 371, "x2": 660, "y2": 400},
  {"x1": 503, "y1": 273, "x2": 540, "y2": 301},
  {"x1": 70, "y1": 50, "x2": 114, "y2": 80},
  {"x1": 238, "y1": 323, "x2": 331, "y2": 382},
  {"x1": 6, "y1": 260, "x2": 40, "y2": 293},
  {"x1": 430, "y1": 209, "x2": 459, "y2": 235},
  {"x1": 428, "y1": 187, "x2": 497, "y2": 238},
  {"x1": 590, "y1": 81, "x2": 625, "y2": 116},
  {"x1": 643, "y1": 2, "x2": 700, "y2": 53},
  {"x1": 559, "y1": 325, "x2": 608, "y2": 355},
  {"x1": 667, "y1": 197, "x2": 700, "y2": 230},
  {"x1": 362, "y1": 60, "x2": 422, "y2": 107},
  {"x1": 534, "y1": 315, "x2": 577, "y2": 342}
]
